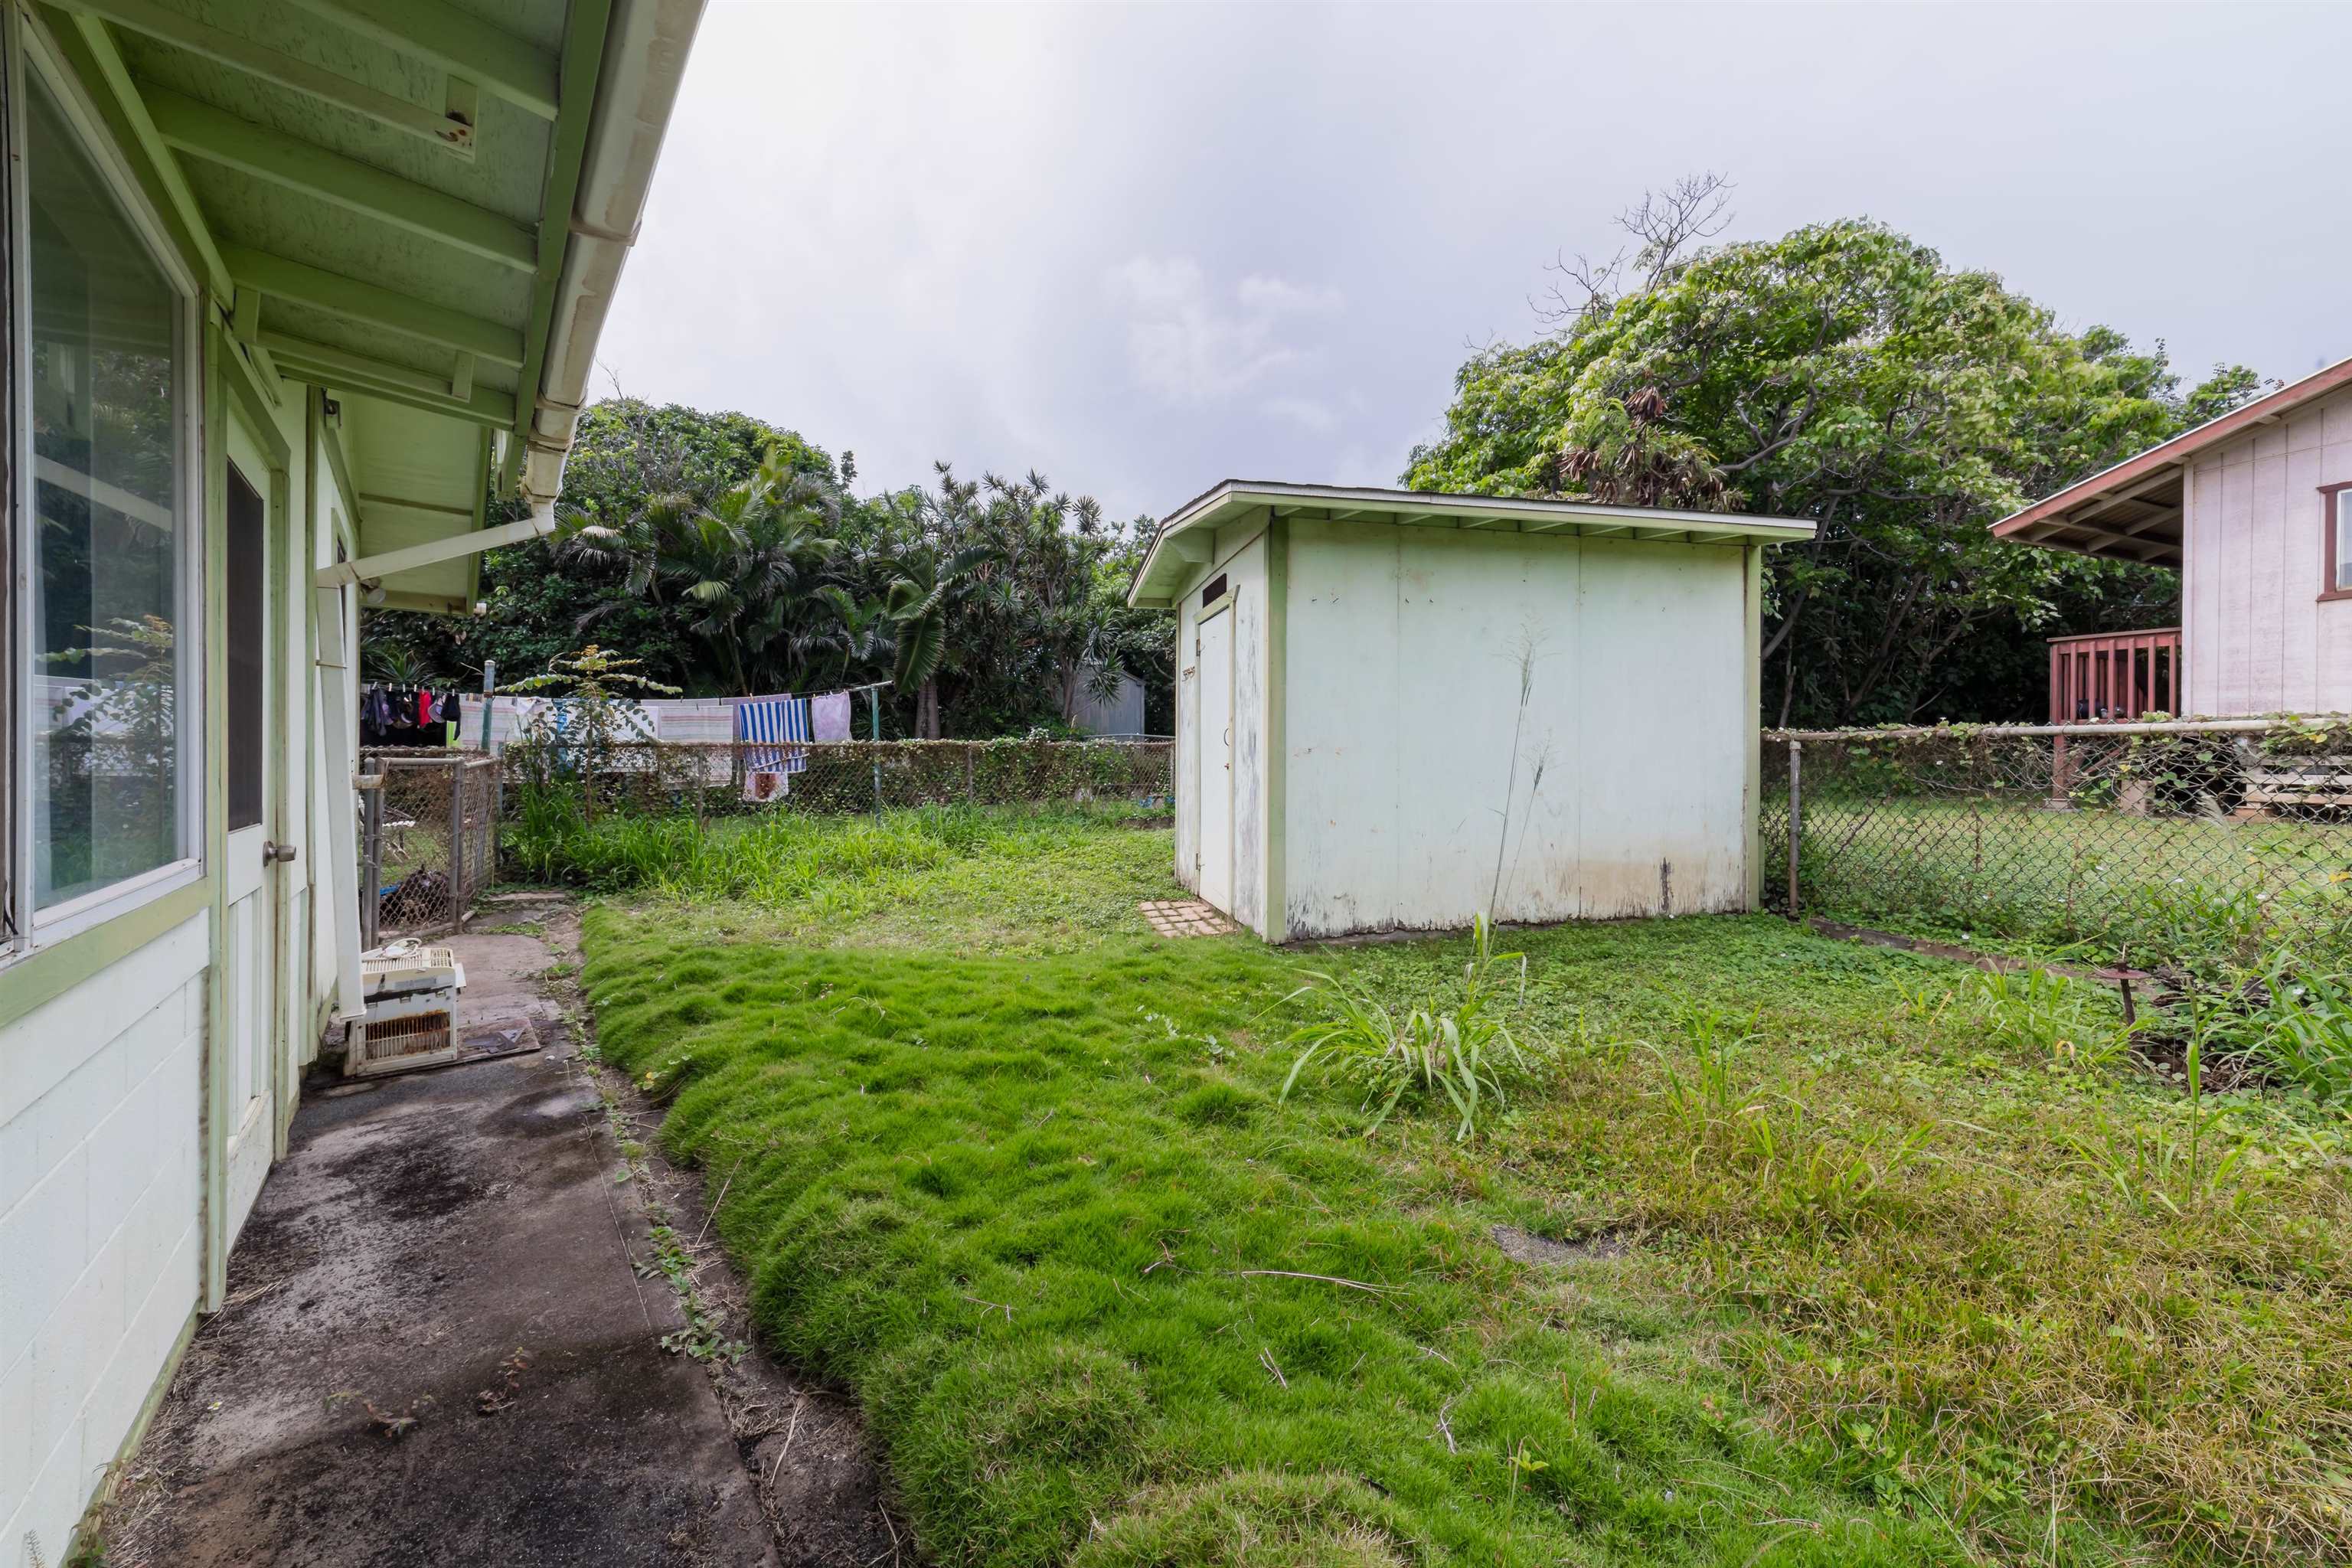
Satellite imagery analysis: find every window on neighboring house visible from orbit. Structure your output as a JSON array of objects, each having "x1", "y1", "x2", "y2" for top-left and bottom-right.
[
  {"x1": 13, "y1": 32, "x2": 194, "y2": 933},
  {"x1": 2328, "y1": 482, "x2": 2352, "y2": 599}
]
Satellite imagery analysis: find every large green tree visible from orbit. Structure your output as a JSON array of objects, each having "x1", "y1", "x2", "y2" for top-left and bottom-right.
[
  {"x1": 558, "y1": 442, "x2": 841, "y2": 697},
  {"x1": 1407, "y1": 184, "x2": 2262, "y2": 725}
]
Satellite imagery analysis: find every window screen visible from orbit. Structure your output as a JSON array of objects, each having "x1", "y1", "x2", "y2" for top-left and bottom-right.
[{"x1": 226, "y1": 465, "x2": 265, "y2": 831}]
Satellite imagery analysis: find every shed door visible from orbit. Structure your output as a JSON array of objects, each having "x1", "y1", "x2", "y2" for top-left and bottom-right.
[{"x1": 1197, "y1": 602, "x2": 1234, "y2": 913}]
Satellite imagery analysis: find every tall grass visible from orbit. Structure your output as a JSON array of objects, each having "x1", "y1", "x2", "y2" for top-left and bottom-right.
[
  {"x1": 1278, "y1": 915, "x2": 1541, "y2": 1140},
  {"x1": 503, "y1": 782, "x2": 1148, "y2": 903}
]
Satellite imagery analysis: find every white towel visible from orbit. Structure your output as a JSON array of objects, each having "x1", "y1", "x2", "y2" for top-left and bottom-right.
[{"x1": 812, "y1": 690, "x2": 853, "y2": 743}]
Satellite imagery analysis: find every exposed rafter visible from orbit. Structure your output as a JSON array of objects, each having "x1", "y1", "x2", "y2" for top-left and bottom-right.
[
  {"x1": 262, "y1": 329, "x2": 516, "y2": 426},
  {"x1": 277, "y1": 0, "x2": 560, "y2": 120},
  {"x1": 222, "y1": 245, "x2": 523, "y2": 367},
  {"x1": 51, "y1": 0, "x2": 476, "y2": 152},
  {"x1": 2034, "y1": 515, "x2": 2176, "y2": 562},
  {"x1": 2070, "y1": 463, "x2": 2183, "y2": 526},
  {"x1": 143, "y1": 89, "x2": 535, "y2": 270}
]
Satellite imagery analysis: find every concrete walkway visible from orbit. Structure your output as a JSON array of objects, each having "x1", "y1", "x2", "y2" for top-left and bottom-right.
[{"x1": 99, "y1": 913, "x2": 887, "y2": 1567}]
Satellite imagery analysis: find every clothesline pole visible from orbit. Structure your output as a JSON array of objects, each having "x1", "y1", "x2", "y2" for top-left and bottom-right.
[
  {"x1": 869, "y1": 686, "x2": 883, "y2": 822},
  {"x1": 479, "y1": 660, "x2": 497, "y2": 754}
]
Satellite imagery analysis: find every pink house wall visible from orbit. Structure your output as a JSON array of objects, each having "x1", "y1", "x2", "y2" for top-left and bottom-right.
[{"x1": 2182, "y1": 384, "x2": 2352, "y2": 714}]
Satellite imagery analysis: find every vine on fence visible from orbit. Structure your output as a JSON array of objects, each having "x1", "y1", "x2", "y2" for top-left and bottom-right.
[{"x1": 500, "y1": 737, "x2": 1173, "y2": 820}]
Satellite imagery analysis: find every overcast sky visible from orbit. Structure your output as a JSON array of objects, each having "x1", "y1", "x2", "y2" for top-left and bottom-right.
[{"x1": 593, "y1": 1, "x2": 2352, "y2": 524}]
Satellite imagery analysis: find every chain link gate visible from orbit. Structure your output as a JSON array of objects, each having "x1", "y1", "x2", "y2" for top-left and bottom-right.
[
  {"x1": 1762, "y1": 717, "x2": 2352, "y2": 958},
  {"x1": 358, "y1": 751, "x2": 501, "y2": 942}
]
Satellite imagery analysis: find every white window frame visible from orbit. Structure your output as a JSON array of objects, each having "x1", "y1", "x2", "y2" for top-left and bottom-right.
[{"x1": 4, "y1": 3, "x2": 207, "y2": 957}]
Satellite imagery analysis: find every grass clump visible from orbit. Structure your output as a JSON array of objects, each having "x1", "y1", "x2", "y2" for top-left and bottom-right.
[{"x1": 1279, "y1": 914, "x2": 1543, "y2": 1139}]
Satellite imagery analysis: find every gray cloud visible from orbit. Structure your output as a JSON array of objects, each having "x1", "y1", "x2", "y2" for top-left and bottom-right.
[{"x1": 595, "y1": 1, "x2": 2352, "y2": 524}]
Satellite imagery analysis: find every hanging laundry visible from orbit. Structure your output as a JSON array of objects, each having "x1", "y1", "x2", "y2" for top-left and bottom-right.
[
  {"x1": 733, "y1": 694, "x2": 811, "y2": 800},
  {"x1": 811, "y1": 690, "x2": 852, "y2": 743}
]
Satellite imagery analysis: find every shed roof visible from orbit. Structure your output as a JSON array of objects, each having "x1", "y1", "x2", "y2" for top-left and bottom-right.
[
  {"x1": 1126, "y1": 482, "x2": 1815, "y2": 607},
  {"x1": 1991, "y1": 351, "x2": 2352, "y2": 568}
]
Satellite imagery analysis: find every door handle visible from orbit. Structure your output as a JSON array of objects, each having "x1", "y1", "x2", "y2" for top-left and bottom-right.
[{"x1": 263, "y1": 841, "x2": 299, "y2": 865}]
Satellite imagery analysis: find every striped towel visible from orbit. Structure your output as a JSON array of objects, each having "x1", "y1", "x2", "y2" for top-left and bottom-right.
[{"x1": 734, "y1": 694, "x2": 812, "y2": 776}]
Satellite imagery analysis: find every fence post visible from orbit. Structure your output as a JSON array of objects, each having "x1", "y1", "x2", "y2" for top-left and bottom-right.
[
  {"x1": 479, "y1": 659, "x2": 497, "y2": 753},
  {"x1": 870, "y1": 689, "x2": 883, "y2": 822},
  {"x1": 448, "y1": 759, "x2": 467, "y2": 933},
  {"x1": 2048, "y1": 730, "x2": 2074, "y2": 810},
  {"x1": 1785, "y1": 738, "x2": 1802, "y2": 923},
  {"x1": 965, "y1": 744, "x2": 975, "y2": 803},
  {"x1": 360, "y1": 773, "x2": 383, "y2": 952}
]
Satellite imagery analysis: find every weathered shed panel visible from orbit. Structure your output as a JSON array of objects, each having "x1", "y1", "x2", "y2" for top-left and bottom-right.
[{"x1": 1282, "y1": 520, "x2": 1750, "y2": 938}]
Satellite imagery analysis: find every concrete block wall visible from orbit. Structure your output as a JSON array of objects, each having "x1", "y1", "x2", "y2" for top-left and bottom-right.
[{"x1": 0, "y1": 914, "x2": 207, "y2": 1565}]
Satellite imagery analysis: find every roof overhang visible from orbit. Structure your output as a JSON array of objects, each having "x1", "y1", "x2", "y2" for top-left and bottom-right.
[
  {"x1": 38, "y1": 0, "x2": 703, "y2": 609},
  {"x1": 1992, "y1": 351, "x2": 2352, "y2": 568},
  {"x1": 1127, "y1": 481, "x2": 1816, "y2": 607}
]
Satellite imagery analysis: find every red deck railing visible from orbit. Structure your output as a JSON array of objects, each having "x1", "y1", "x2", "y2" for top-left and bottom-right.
[{"x1": 2048, "y1": 627, "x2": 2180, "y2": 723}]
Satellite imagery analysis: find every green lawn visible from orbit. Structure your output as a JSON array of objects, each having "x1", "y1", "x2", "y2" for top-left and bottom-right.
[{"x1": 571, "y1": 808, "x2": 2352, "y2": 1566}]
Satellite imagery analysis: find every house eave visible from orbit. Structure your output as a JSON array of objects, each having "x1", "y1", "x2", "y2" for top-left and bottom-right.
[{"x1": 1992, "y1": 348, "x2": 2352, "y2": 568}]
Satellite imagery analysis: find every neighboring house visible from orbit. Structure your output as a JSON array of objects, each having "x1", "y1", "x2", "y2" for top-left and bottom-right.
[
  {"x1": 0, "y1": 2, "x2": 701, "y2": 1560},
  {"x1": 1126, "y1": 481, "x2": 1812, "y2": 940},
  {"x1": 1994, "y1": 354, "x2": 2352, "y2": 720},
  {"x1": 1070, "y1": 665, "x2": 1150, "y2": 738}
]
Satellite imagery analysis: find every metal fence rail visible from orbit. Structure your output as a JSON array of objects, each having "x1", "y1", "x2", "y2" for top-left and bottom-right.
[
  {"x1": 499, "y1": 738, "x2": 1174, "y2": 821},
  {"x1": 1762, "y1": 717, "x2": 2352, "y2": 958},
  {"x1": 358, "y1": 750, "x2": 500, "y2": 940}
]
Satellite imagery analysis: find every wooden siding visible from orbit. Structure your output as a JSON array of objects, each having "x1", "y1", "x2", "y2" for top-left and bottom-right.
[
  {"x1": 2183, "y1": 384, "x2": 2352, "y2": 714},
  {"x1": 1277, "y1": 520, "x2": 1751, "y2": 939}
]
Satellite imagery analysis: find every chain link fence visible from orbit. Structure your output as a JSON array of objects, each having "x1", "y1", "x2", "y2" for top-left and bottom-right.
[
  {"x1": 1762, "y1": 717, "x2": 2352, "y2": 959},
  {"x1": 497, "y1": 738, "x2": 1174, "y2": 822},
  {"x1": 358, "y1": 751, "x2": 501, "y2": 942}
]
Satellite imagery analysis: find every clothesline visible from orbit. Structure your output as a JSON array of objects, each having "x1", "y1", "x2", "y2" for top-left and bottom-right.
[{"x1": 361, "y1": 681, "x2": 461, "y2": 746}]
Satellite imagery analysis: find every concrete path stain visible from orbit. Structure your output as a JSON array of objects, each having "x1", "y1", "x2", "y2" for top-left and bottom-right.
[{"x1": 97, "y1": 903, "x2": 899, "y2": 1568}]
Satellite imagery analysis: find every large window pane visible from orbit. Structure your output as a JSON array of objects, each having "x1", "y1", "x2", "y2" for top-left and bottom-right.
[{"x1": 28, "y1": 70, "x2": 185, "y2": 909}]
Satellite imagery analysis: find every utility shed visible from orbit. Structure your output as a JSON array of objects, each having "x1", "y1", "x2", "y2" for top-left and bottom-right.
[{"x1": 1127, "y1": 482, "x2": 1815, "y2": 941}]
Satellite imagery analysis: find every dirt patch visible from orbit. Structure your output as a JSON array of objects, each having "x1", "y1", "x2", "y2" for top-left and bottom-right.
[
  {"x1": 1803, "y1": 917, "x2": 2145, "y2": 987},
  {"x1": 1491, "y1": 1223, "x2": 1631, "y2": 1268},
  {"x1": 323, "y1": 1135, "x2": 490, "y2": 1223}
]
